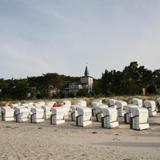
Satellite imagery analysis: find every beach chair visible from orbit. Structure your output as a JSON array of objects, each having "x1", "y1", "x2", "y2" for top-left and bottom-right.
[
  {"x1": 1, "y1": 106, "x2": 15, "y2": 121},
  {"x1": 14, "y1": 106, "x2": 30, "y2": 122},
  {"x1": 130, "y1": 107, "x2": 149, "y2": 130},
  {"x1": 115, "y1": 100, "x2": 127, "y2": 121},
  {"x1": 91, "y1": 99, "x2": 102, "y2": 106},
  {"x1": 61, "y1": 105, "x2": 71, "y2": 120},
  {"x1": 132, "y1": 98, "x2": 143, "y2": 107},
  {"x1": 124, "y1": 104, "x2": 140, "y2": 124},
  {"x1": 22, "y1": 102, "x2": 34, "y2": 109},
  {"x1": 144, "y1": 100, "x2": 157, "y2": 117},
  {"x1": 0, "y1": 107, "x2": 1, "y2": 119},
  {"x1": 91, "y1": 99, "x2": 103, "y2": 116},
  {"x1": 101, "y1": 107, "x2": 119, "y2": 128},
  {"x1": 94, "y1": 104, "x2": 108, "y2": 122},
  {"x1": 108, "y1": 99, "x2": 117, "y2": 107},
  {"x1": 11, "y1": 103, "x2": 21, "y2": 108},
  {"x1": 70, "y1": 105, "x2": 80, "y2": 121},
  {"x1": 24, "y1": 103, "x2": 35, "y2": 112},
  {"x1": 50, "y1": 107, "x2": 65, "y2": 125},
  {"x1": 34, "y1": 101, "x2": 45, "y2": 107},
  {"x1": 76, "y1": 100, "x2": 87, "y2": 107},
  {"x1": 62, "y1": 100, "x2": 71, "y2": 107},
  {"x1": 42, "y1": 105, "x2": 52, "y2": 120},
  {"x1": 45, "y1": 101, "x2": 56, "y2": 108},
  {"x1": 30, "y1": 107, "x2": 44, "y2": 123},
  {"x1": 156, "y1": 98, "x2": 160, "y2": 112},
  {"x1": 76, "y1": 107, "x2": 92, "y2": 127}
]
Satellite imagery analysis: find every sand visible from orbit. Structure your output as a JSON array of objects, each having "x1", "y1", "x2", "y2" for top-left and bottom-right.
[{"x1": 0, "y1": 114, "x2": 160, "y2": 160}]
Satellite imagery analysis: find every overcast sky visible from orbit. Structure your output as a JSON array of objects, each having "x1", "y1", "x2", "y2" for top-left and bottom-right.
[{"x1": 0, "y1": 0, "x2": 160, "y2": 79}]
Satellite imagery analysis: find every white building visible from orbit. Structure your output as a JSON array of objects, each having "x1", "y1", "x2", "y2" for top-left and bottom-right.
[
  {"x1": 63, "y1": 66, "x2": 94, "y2": 96},
  {"x1": 80, "y1": 66, "x2": 93, "y2": 93}
]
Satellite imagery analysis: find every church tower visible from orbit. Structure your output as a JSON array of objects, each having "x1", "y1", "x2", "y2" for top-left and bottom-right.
[
  {"x1": 84, "y1": 66, "x2": 89, "y2": 76},
  {"x1": 80, "y1": 66, "x2": 93, "y2": 93}
]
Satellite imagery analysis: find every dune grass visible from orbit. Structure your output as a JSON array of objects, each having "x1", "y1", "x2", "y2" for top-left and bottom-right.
[{"x1": 0, "y1": 95, "x2": 160, "y2": 106}]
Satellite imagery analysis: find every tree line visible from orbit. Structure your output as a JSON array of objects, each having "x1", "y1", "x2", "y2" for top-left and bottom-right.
[
  {"x1": 98, "y1": 61, "x2": 160, "y2": 96},
  {"x1": 0, "y1": 61, "x2": 160, "y2": 100},
  {"x1": 0, "y1": 73, "x2": 79, "y2": 100}
]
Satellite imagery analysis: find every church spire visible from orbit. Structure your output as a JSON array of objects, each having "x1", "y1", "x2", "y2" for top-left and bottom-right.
[{"x1": 84, "y1": 66, "x2": 89, "y2": 76}]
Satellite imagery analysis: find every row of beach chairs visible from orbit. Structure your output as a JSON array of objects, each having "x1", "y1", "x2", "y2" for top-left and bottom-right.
[{"x1": 0, "y1": 98, "x2": 160, "y2": 131}]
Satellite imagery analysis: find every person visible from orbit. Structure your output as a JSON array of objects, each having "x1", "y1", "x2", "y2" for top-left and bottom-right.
[{"x1": 53, "y1": 103, "x2": 60, "y2": 108}]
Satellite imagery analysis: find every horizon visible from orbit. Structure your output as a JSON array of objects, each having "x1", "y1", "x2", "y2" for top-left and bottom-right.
[
  {"x1": 0, "y1": 0, "x2": 160, "y2": 79},
  {"x1": 1, "y1": 60, "x2": 160, "y2": 80}
]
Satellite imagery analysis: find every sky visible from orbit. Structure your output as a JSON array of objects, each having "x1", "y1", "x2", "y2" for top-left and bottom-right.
[{"x1": 0, "y1": 0, "x2": 160, "y2": 79}]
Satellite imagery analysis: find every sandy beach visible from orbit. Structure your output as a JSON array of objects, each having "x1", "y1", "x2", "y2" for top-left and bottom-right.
[{"x1": 0, "y1": 114, "x2": 159, "y2": 160}]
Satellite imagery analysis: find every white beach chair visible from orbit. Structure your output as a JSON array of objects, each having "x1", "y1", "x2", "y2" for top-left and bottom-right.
[
  {"x1": 22, "y1": 102, "x2": 34, "y2": 112},
  {"x1": 1, "y1": 106, "x2": 15, "y2": 121},
  {"x1": 91, "y1": 99, "x2": 103, "y2": 116},
  {"x1": 30, "y1": 107, "x2": 45, "y2": 123},
  {"x1": 144, "y1": 100, "x2": 157, "y2": 117},
  {"x1": 124, "y1": 104, "x2": 140, "y2": 124},
  {"x1": 70, "y1": 105, "x2": 80, "y2": 121},
  {"x1": 76, "y1": 100, "x2": 87, "y2": 107},
  {"x1": 76, "y1": 107, "x2": 92, "y2": 127},
  {"x1": 91, "y1": 99, "x2": 102, "y2": 106},
  {"x1": 132, "y1": 98, "x2": 143, "y2": 107},
  {"x1": 130, "y1": 107, "x2": 149, "y2": 130},
  {"x1": 62, "y1": 100, "x2": 71, "y2": 107},
  {"x1": 45, "y1": 101, "x2": 56, "y2": 107},
  {"x1": 94, "y1": 104, "x2": 108, "y2": 122},
  {"x1": 101, "y1": 107, "x2": 119, "y2": 128},
  {"x1": 24, "y1": 103, "x2": 35, "y2": 112},
  {"x1": 34, "y1": 101, "x2": 45, "y2": 107},
  {"x1": 0, "y1": 107, "x2": 1, "y2": 119},
  {"x1": 61, "y1": 105, "x2": 71, "y2": 120},
  {"x1": 11, "y1": 103, "x2": 21, "y2": 108},
  {"x1": 115, "y1": 100, "x2": 127, "y2": 121},
  {"x1": 42, "y1": 105, "x2": 52, "y2": 120},
  {"x1": 50, "y1": 107, "x2": 65, "y2": 125},
  {"x1": 156, "y1": 98, "x2": 160, "y2": 112},
  {"x1": 14, "y1": 106, "x2": 30, "y2": 122},
  {"x1": 108, "y1": 99, "x2": 117, "y2": 107}
]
